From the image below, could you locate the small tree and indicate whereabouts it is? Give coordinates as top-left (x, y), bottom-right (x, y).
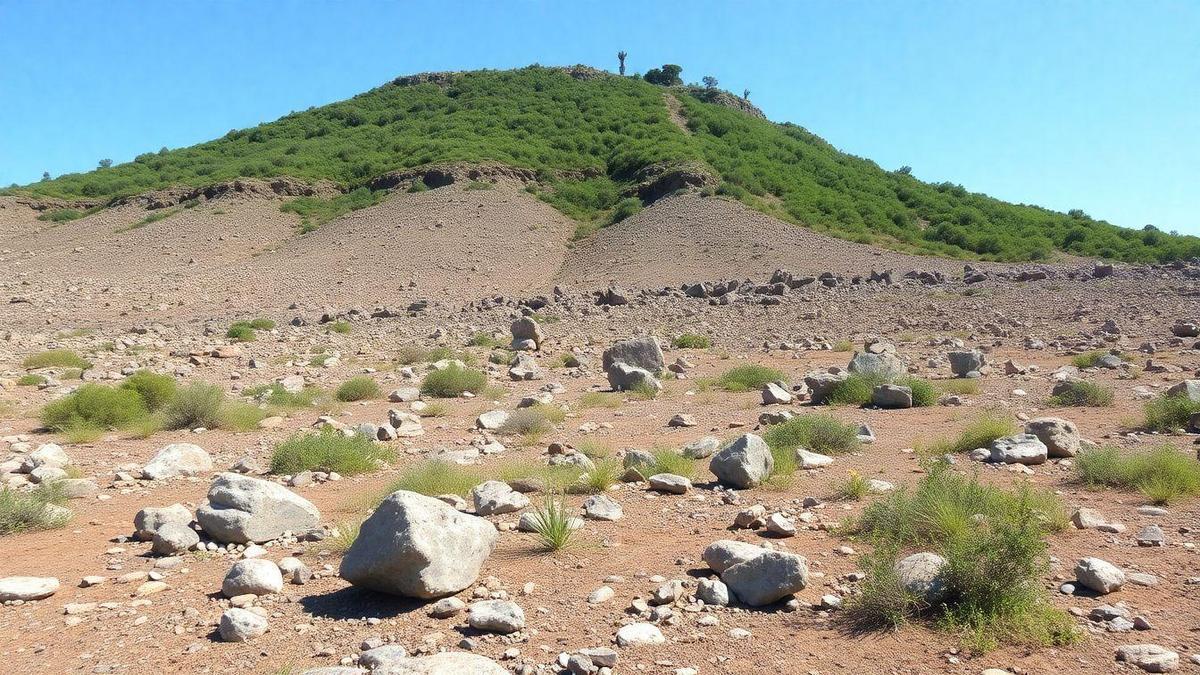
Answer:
top-left (702, 75), bottom-right (719, 89)
top-left (644, 64), bottom-right (683, 86)
top-left (98, 159), bottom-right (113, 168)
top-left (617, 50), bottom-right (628, 76)
top-left (743, 88), bottom-right (751, 99)
top-left (896, 166), bottom-right (913, 175)
top-left (41, 171), bottom-right (50, 181)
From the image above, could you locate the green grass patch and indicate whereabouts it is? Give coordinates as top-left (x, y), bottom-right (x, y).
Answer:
top-left (672, 333), bottom-right (711, 349)
top-left (328, 320), bottom-right (352, 334)
top-left (226, 322), bottom-right (258, 342)
top-left (762, 413), bottom-right (861, 456)
top-left (23, 349), bottom-right (90, 370)
top-left (922, 414), bottom-right (1017, 456)
top-left (119, 370), bottom-right (177, 411)
top-left (270, 431), bottom-right (394, 476)
top-left (834, 470), bottom-right (870, 500)
top-left (468, 332), bottom-right (503, 348)
top-left (527, 496), bottom-right (577, 551)
top-left (1047, 380), bottom-right (1114, 407)
top-left (1076, 445), bottom-right (1200, 504)
top-left (936, 379), bottom-right (980, 396)
top-left (646, 448), bottom-right (697, 479)
top-left (579, 391), bottom-right (622, 409)
top-left (498, 405), bottom-right (565, 437)
top-left (245, 383), bottom-right (323, 409)
top-left (334, 376), bottom-right (380, 402)
top-left (384, 461), bottom-right (481, 498)
top-left (17, 374), bottom-right (47, 387)
top-left (0, 484), bottom-right (70, 536)
top-left (37, 208), bottom-right (84, 223)
top-left (463, 180), bottom-right (493, 191)
top-left (1070, 350), bottom-right (1110, 369)
top-left (844, 463), bottom-right (1074, 652)
top-left (707, 364), bottom-right (785, 392)
top-left (420, 365), bottom-right (487, 398)
top-left (1142, 394), bottom-right (1200, 432)
top-left (282, 187), bottom-right (385, 233)
top-left (831, 340), bottom-right (854, 352)
top-left (41, 384), bottom-right (148, 433)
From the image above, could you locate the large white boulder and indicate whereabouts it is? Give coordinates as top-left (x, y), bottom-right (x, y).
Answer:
top-left (142, 443), bottom-right (212, 480)
top-left (196, 473), bottom-right (320, 543)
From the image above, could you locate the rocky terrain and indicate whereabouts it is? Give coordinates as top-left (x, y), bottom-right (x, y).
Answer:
top-left (1, 180), bottom-right (1200, 675)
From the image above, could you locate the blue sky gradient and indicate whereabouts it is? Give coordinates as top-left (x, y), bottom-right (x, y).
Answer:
top-left (1, 0), bottom-right (1196, 233)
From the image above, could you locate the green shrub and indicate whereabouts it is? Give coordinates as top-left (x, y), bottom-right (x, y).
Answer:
top-left (845, 464), bottom-right (1074, 651)
top-left (161, 382), bottom-right (224, 430)
top-left (468, 332), bottom-right (502, 348)
top-left (270, 431), bottom-right (394, 476)
top-left (420, 365), bottom-right (487, 398)
top-left (384, 461), bottom-right (481, 498)
top-left (672, 333), bottom-right (711, 349)
top-left (576, 438), bottom-right (611, 459)
top-left (937, 379), bottom-right (980, 395)
top-left (0, 484), bottom-right (70, 536)
top-left (1143, 394), bottom-right (1200, 432)
top-left (834, 470), bottom-right (870, 500)
top-left (822, 373), bottom-right (887, 406)
top-left (326, 519), bottom-right (362, 552)
top-left (248, 318), bottom-right (275, 330)
top-left (23, 349), bottom-right (90, 370)
top-left (226, 322), bottom-right (256, 341)
top-left (335, 376), bottom-right (380, 402)
top-left (527, 496), bottom-right (577, 551)
top-left (245, 383), bottom-right (322, 409)
top-left (329, 320), bottom-right (352, 334)
top-left (498, 405), bottom-right (563, 437)
top-left (37, 208), bottom-right (83, 223)
top-left (763, 413), bottom-right (861, 456)
top-left (608, 196), bottom-right (642, 225)
top-left (464, 180), bottom-right (493, 191)
top-left (901, 376), bottom-right (938, 407)
top-left (1047, 380), bottom-right (1114, 407)
top-left (217, 401), bottom-right (268, 431)
top-left (576, 459), bottom-right (620, 494)
top-left (831, 340), bottom-right (854, 352)
top-left (579, 391), bottom-right (621, 409)
top-left (1076, 445), bottom-right (1200, 504)
top-left (647, 448), bottom-right (696, 479)
top-left (119, 370), bottom-right (177, 411)
top-left (17, 374), bottom-right (46, 387)
top-left (710, 364), bottom-right (786, 392)
top-left (282, 187), bottom-right (384, 233)
top-left (416, 401), bottom-right (449, 417)
top-left (1070, 350), bottom-right (1110, 369)
top-left (41, 384), bottom-right (148, 432)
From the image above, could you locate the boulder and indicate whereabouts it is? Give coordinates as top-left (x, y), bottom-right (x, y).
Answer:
top-left (369, 652), bottom-right (507, 674)
top-left (871, 384), bottom-right (913, 409)
top-left (1165, 379), bottom-right (1200, 402)
top-left (797, 449), bottom-right (834, 469)
top-left (470, 480), bottom-right (529, 515)
top-left (1076, 557), bottom-right (1125, 594)
top-left (0, 576), bottom-right (59, 602)
top-left (601, 337), bottom-right (664, 374)
top-left (987, 434), bottom-right (1048, 465)
top-left (196, 473), bottom-right (321, 544)
top-left (1025, 417), bottom-right (1080, 458)
top-left (948, 350), bottom-right (985, 377)
top-left (848, 351), bottom-right (905, 379)
top-left (134, 503), bottom-right (193, 541)
top-left (467, 600), bottom-right (525, 634)
top-left (20, 443), bottom-right (69, 471)
top-left (1115, 644), bottom-right (1180, 673)
top-left (219, 607), bottom-right (269, 642)
top-left (340, 490), bottom-right (498, 599)
top-left (681, 436), bottom-right (720, 459)
top-left (510, 317), bottom-right (543, 350)
top-left (804, 371), bottom-right (849, 404)
top-left (582, 494), bottom-right (623, 521)
top-left (606, 362), bottom-right (661, 393)
top-left (615, 622), bottom-right (665, 647)
top-left (894, 552), bottom-right (947, 602)
top-left (648, 473), bottom-right (691, 494)
top-left (142, 443), bottom-right (212, 480)
top-left (761, 382), bottom-right (792, 405)
top-left (721, 550), bottom-right (808, 606)
top-left (709, 434), bottom-right (774, 489)
top-left (702, 539), bottom-right (766, 574)
top-left (151, 522), bottom-right (199, 555)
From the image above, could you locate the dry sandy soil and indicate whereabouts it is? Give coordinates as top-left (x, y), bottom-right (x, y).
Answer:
top-left (0, 181), bottom-right (1198, 675)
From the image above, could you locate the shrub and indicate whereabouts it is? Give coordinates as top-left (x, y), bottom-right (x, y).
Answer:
top-left (17, 374), bottom-right (46, 386)
top-left (119, 370), bottom-right (177, 411)
top-left (498, 405), bottom-right (563, 437)
top-left (420, 365), bottom-right (487, 398)
top-left (0, 484), bottom-right (70, 536)
top-left (416, 401), bottom-right (449, 417)
top-left (1070, 350), bottom-right (1110, 369)
top-left (326, 519), bottom-right (362, 553)
top-left (845, 464), bottom-right (1074, 651)
top-left (763, 413), bottom-right (861, 456)
top-left (217, 401), bottom-right (268, 431)
top-left (834, 470), bottom-right (870, 500)
top-left (249, 318), bottom-right (275, 330)
top-left (468, 332), bottom-right (502, 348)
top-left (384, 461), bottom-right (480, 498)
top-left (226, 322), bottom-right (257, 342)
top-left (41, 384), bottom-right (148, 432)
top-left (498, 460), bottom-right (586, 493)
top-left (1076, 445), bottom-right (1200, 504)
top-left (335, 376), bottom-right (380, 402)
top-left (527, 496), bottom-right (577, 551)
top-left (831, 340), bottom-right (854, 352)
top-left (1047, 380), bottom-right (1114, 407)
top-left (672, 333), bottom-right (712, 349)
top-left (464, 180), bottom-right (493, 191)
top-left (823, 373), bottom-right (886, 406)
top-left (711, 364), bottom-right (786, 392)
top-left (1143, 394), bottom-right (1200, 432)
top-left (576, 459), bottom-right (620, 494)
top-left (576, 439), bottom-right (611, 459)
top-left (902, 376), bottom-right (939, 407)
top-left (245, 383), bottom-right (322, 409)
top-left (329, 320), bottom-right (352, 334)
top-left (270, 431), bottom-right (394, 476)
top-left (23, 349), bottom-right (90, 370)
top-left (161, 382), bottom-right (224, 430)
top-left (37, 208), bottom-right (83, 223)
top-left (608, 196), bottom-right (642, 224)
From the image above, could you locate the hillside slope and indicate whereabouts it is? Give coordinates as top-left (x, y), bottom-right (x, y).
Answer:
top-left (8, 65), bottom-right (1197, 263)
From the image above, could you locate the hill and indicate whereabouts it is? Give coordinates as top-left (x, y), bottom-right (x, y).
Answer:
top-left (7, 64), bottom-right (1198, 263)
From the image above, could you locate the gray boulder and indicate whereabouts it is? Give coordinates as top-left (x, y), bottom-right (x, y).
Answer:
top-left (761, 382), bottom-right (792, 405)
top-left (601, 336), bottom-right (664, 374)
top-left (133, 503), bottom-right (193, 541)
top-left (804, 371), bottom-right (849, 404)
top-left (142, 443), bottom-right (212, 480)
top-left (702, 540), bottom-right (766, 574)
top-left (894, 552), bottom-right (947, 602)
top-left (1076, 557), bottom-right (1125, 594)
top-left (470, 480), bottom-right (529, 515)
top-left (0, 576), bottom-right (59, 602)
top-left (219, 608), bottom-right (268, 642)
top-left (370, 653), bottom-right (507, 674)
top-left (510, 317), bottom-right (543, 351)
top-left (1025, 417), bottom-right (1080, 458)
top-left (340, 490), bottom-right (498, 599)
top-left (721, 550), bottom-right (808, 606)
top-left (196, 473), bottom-right (321, 544)
top-left (606, 362), bottom-right (661, 393)
top-left (467, 600), bottom-right (525, 634)
top-left (151, 522), bottom-right (199, 555)
top-left (709, 434), bottom-right (774, 489)
top-left (682, 436), bottom-right (720, 459)
top-left (872, 384), bottom-right (913, 409)
top-left (848, 351), bottom-right (905, 379)
top-left (948, 350), bottom-right (985, 377)
top-left (988, 434), bottom-right (1048, 465)
top-left (222, 559), bottom-right (284, 597)
top-left (1165, 379), bottom-right (1200, 402)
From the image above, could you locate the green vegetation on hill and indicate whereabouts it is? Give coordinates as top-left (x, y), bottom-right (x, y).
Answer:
top-left (9, 66), bottom-right (1197, 262)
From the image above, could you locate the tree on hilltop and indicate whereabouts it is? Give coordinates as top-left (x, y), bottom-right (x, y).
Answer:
top-left (643, 64), bottom-right (683, 86)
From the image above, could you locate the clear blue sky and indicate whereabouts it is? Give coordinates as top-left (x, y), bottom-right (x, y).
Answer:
top-left (1, 0), bottom-right (1197, 234)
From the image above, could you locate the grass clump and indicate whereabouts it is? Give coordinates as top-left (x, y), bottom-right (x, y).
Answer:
top-left (498, 405), bottom-right (565, 437)
top-left (844, 464), bottom-right (1074, 651)
top-left (832, 340), bottom-right (854, 352)
top-left (468, 332), bottom-right (503, 348)
top-left (936, 379), bottom-right (980, 396)
top-left (226, 322), bottom-right (258, 342)
top-left (762, 413), bottom-right (861, 456)
top-left (329, 320), bottom-right (352, 334)
top-left (41, 384), bottom-right (147, 433)
top-left (325, 519), bottom-right (362, 553)
top-left (384, 461), bottom-right (481, 498)
top-left (1047, 380), bottom-right (1114, 407)
top-left (282, 187), bottom-right (385, 233)
top-left (709, 364), bottom-right (786, 392)
top-left (17, 374), bottom-right (47, 387)
top-left (1070, 350), bottom-right (1110, 369)
top-left (822, 372), bottom-right (886, 406)
top-left (1076, 445), bottom-right (1200, 504)
top-left (923, 414), bottom-right (1017, 456)
top-left (416, 401), bottom-right (449, 417)
top-left (579, 391), bottom-right (621, 409)
top-left (37, 208), bottom-right (84, 222)
top-left (834, 470), bottom-right (871, 500)
top-left (672, 333), bottom-right (711, 349)
top-left (23, 349), bottom-right (90, 370)
top-left (1142, 394), bottom-right (1200, 432)
top-left (576, 459), bottom-right (620, 494)
top-left (270, 431), bottom-right (394, 476)
top-left (903, 376), bottom-right (939, 407)
top-left (161, 382), bottom-right (224, 430)
top-left (527, 496), bottom-right (577, 551)
top-left (334, 376), bottom-right (380, 402)
top-left (245, 383), bottom-right (322, 409)
top-left (420, 365), bottom-right (487, 398)
top-left (119, 370), bottom-right (177, 410)
top-left (647, 448), bottom-right (697, 479)
top-left (0, 484), bottom-right (70, 536)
